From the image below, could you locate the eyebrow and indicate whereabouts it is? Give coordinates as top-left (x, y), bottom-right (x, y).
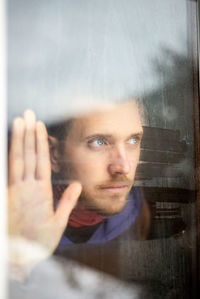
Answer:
top-left (83, 131), bottom-right (143, 141)
top-left (129, 132), bottom-right (143, 138)
top-left (84, 134), bottom-right (113, 141)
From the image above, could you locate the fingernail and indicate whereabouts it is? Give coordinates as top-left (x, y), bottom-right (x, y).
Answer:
top-left (24, 110), bottom-right (36, 129)
top-left (13, 117), bottom-right (24, 133)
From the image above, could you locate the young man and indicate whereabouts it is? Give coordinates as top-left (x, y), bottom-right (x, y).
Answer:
top-left (8, 100), bottom-right (150, 279)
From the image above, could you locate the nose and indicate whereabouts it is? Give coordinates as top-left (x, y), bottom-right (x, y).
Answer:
top-left (108, 146), bottom-right (131, 176)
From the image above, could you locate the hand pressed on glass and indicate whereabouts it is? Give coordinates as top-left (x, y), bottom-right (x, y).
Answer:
top-left (8, 110), bottom-right (82, 279)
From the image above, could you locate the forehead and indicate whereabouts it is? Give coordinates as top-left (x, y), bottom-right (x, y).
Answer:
top-left (68, 102), bottom-right (143, 139)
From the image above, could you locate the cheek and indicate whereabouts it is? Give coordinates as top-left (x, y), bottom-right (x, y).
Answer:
top-left (81, 158), bottom-right (106, 177)
top-left (128, 148), bottom-right (140, 162)
top-left (129, 149), bottom-right (140, 172)
top-left (135, 150), bottom-right (141, 164)
top-left (65, 150), bottom-right (107, 182)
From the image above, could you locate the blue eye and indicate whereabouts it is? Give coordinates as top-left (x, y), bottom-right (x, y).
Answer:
top-left (88, 138), bottom-right (105, 148)
top-left (93, 139), bottom-right (104, 146)
top-left (128, 137), bottom-right (138, 145)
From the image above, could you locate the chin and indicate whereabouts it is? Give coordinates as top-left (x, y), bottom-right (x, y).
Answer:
top-left (84, 194), bottom-right (128, 216)
top-left (100, 206), bottom-right (126, 216)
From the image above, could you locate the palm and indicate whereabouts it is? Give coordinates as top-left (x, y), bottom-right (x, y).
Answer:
top-left (8, 110), bottom-right (81, 256)
top-left (8, 180), bottom-right (53, 238)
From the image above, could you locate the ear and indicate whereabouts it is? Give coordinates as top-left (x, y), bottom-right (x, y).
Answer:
top-left (48, 136), bottom-right (61, 173)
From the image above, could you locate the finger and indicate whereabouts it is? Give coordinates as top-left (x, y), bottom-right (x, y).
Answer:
top-left (54, 182), bottom-right (82, 230)
top-left (23, 110), bottom-right (36, 179)
top-left (35, 121), bottom-right (51, 180)
top-left (9, 118), bottom-right (25, 184)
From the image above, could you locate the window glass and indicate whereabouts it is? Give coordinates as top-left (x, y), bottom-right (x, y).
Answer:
top-left (7, 1), bottom-right (199, 298)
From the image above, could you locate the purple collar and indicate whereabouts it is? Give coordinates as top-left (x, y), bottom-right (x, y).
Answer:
top-left (58, 187), bottom-right (141, 247)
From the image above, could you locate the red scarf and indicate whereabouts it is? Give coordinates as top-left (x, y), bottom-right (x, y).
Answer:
top-left (68, 205), bottom-right (105, 228)
top-left (54, 184), bottom-right (105, 228)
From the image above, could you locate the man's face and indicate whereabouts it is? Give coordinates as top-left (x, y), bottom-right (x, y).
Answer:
top-left (59, 102), bottom-right (143, 215)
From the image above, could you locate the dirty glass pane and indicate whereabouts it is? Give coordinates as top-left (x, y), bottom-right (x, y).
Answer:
top-left (7, 1), bottom-right (199, 298)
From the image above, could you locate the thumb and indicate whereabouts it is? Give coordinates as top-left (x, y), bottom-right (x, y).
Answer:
top-left (54, 181), bottom-right (82, 231)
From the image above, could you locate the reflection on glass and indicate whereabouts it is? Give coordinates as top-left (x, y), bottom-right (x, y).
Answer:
top-left (7, 0), bottom-right (198, 298)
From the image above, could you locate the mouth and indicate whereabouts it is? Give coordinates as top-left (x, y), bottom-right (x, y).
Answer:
top-left (100, 184), bottom-right (131, 193)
